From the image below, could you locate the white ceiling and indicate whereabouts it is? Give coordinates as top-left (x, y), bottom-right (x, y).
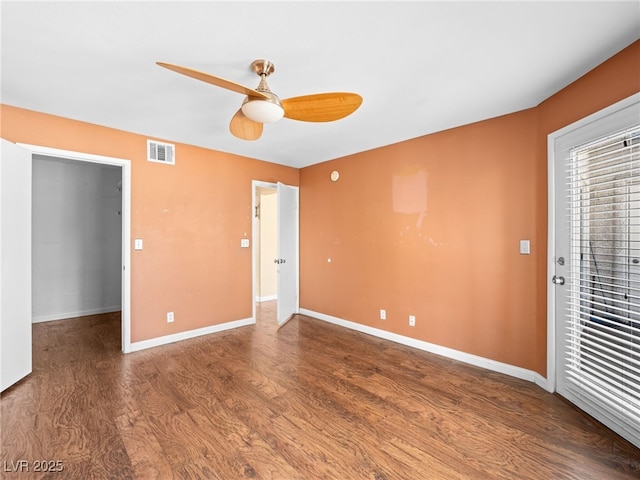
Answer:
top-left (1, 1), bottom-right (638, 168)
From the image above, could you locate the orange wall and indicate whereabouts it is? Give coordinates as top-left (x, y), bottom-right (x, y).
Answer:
top-left (300, 109), bottom-right (540, 370)
top-left (300, 40), bottom-right (640, 376)
top-left (0, 106), bottom-right (299, 342)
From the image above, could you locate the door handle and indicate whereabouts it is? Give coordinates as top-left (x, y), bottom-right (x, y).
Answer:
top-left (552, 275), bottom-right (565, 285)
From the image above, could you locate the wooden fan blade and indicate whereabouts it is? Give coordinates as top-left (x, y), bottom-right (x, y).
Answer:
top-left (281, 92), bottom-right (362, 122)
top-left (157, 62), bottom-right (269, 99)
top-left (229, 109), bottom-right (263, 141)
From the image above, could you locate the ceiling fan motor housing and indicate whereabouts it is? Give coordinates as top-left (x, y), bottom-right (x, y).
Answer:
top-left (242, 59), bottom-right (284, 123)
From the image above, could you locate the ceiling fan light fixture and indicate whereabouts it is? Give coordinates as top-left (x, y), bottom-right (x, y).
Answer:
top-left (241, 96), bottom-right (285, 123)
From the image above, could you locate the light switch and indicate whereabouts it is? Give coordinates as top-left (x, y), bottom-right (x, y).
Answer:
top-left (134, 239), bottom-right (143, 250)
top-left (519, 239), bottom-right (530, 255)
top-left (241, 238), bottom-right (250, 248)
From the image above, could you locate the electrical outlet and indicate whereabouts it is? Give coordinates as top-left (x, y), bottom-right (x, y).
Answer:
top-left (380, 309), bottom-right (386, 320)
top-left (167, 311), bottom-right (174, 323)
top-left (409, 315), bottom-right (416, 327)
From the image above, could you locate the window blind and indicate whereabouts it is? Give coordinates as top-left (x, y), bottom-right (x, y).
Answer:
top-left (565, 124), bottom-right (640, 442)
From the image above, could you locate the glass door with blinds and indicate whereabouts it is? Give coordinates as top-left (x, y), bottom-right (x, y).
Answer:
top-left (552, 96), bottom-right (640, 448)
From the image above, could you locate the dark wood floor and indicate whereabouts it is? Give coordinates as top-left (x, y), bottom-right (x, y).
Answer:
top-left (1, 302), bottom-right (639, 479)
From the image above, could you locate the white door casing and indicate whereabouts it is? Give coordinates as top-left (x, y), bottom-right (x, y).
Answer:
top-left (17, 143), bottom-right (132, 353)
top-left (549, 93), bottom-right (640, 447)
top-left (1, 139), bottom-right (32, 391)
top-left (276, 182), bottom-right (299, 326)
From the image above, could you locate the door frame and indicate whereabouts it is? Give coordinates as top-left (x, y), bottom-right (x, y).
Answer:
top-left (251, 180), bottom-right (300, 324)
top-left (18, 143), bottom-right (132, 353)
top-left (252, 180), bottom-right (277, 322)
top-left (546, 92), bottom-right (640, 393)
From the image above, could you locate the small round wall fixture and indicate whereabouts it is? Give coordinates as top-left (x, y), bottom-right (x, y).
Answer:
top-left (330, 170), bottom-right (340, 182)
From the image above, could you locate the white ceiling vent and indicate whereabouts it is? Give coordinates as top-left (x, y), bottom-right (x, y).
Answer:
top-left (147, 139), bottom-right (175, 165)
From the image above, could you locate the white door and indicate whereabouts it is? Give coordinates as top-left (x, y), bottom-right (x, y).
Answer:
top-left (551, 95), bottom-right (640, 448)
top-left (1, 139), bottom-right (32, 392)
top-left (276, 182), bottom-right (299, 326)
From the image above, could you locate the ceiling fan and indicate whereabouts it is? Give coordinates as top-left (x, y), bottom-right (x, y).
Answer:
top-left (156, 59), bottom-right (363, 141)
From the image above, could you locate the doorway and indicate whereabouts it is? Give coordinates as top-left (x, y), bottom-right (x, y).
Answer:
top-left (548, 93), bottom-right (640, 448)
top-left (32, 156), bottom-right (122, 326)
top-left (22, 144), bottom-right (132, 352)
top-left (254, 185), bottom-right (278, 303)
top-left (251, 181), bottom-right (299, 326)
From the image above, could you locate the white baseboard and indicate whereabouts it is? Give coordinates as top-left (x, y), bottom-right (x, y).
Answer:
top-left (534, 372), bottom-right (554, 392)
top-left (300, 308), bottom-right (546, 386)
top-left (129, 317), bottom-right (255, 353)
top-left (256, 295), bottom-right (277, 302)
top-left (32, 306), bottom-right (121, 323)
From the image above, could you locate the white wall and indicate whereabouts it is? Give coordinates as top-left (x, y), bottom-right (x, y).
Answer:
top-left (32, 156), bottom-right (122, 322)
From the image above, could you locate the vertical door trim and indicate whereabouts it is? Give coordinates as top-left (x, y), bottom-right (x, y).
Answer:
top-left (17, 143), bottom-right (132, 353)
top-left (546, 132), bottom-right (558, 393)
top-left (546, 92), bottom-right (640, 393)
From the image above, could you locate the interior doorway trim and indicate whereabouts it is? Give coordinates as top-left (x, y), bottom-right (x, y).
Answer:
top-left (18, 143), bottom-right (132, 353)
top-left (252, 180), bottom-right (277, 323)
